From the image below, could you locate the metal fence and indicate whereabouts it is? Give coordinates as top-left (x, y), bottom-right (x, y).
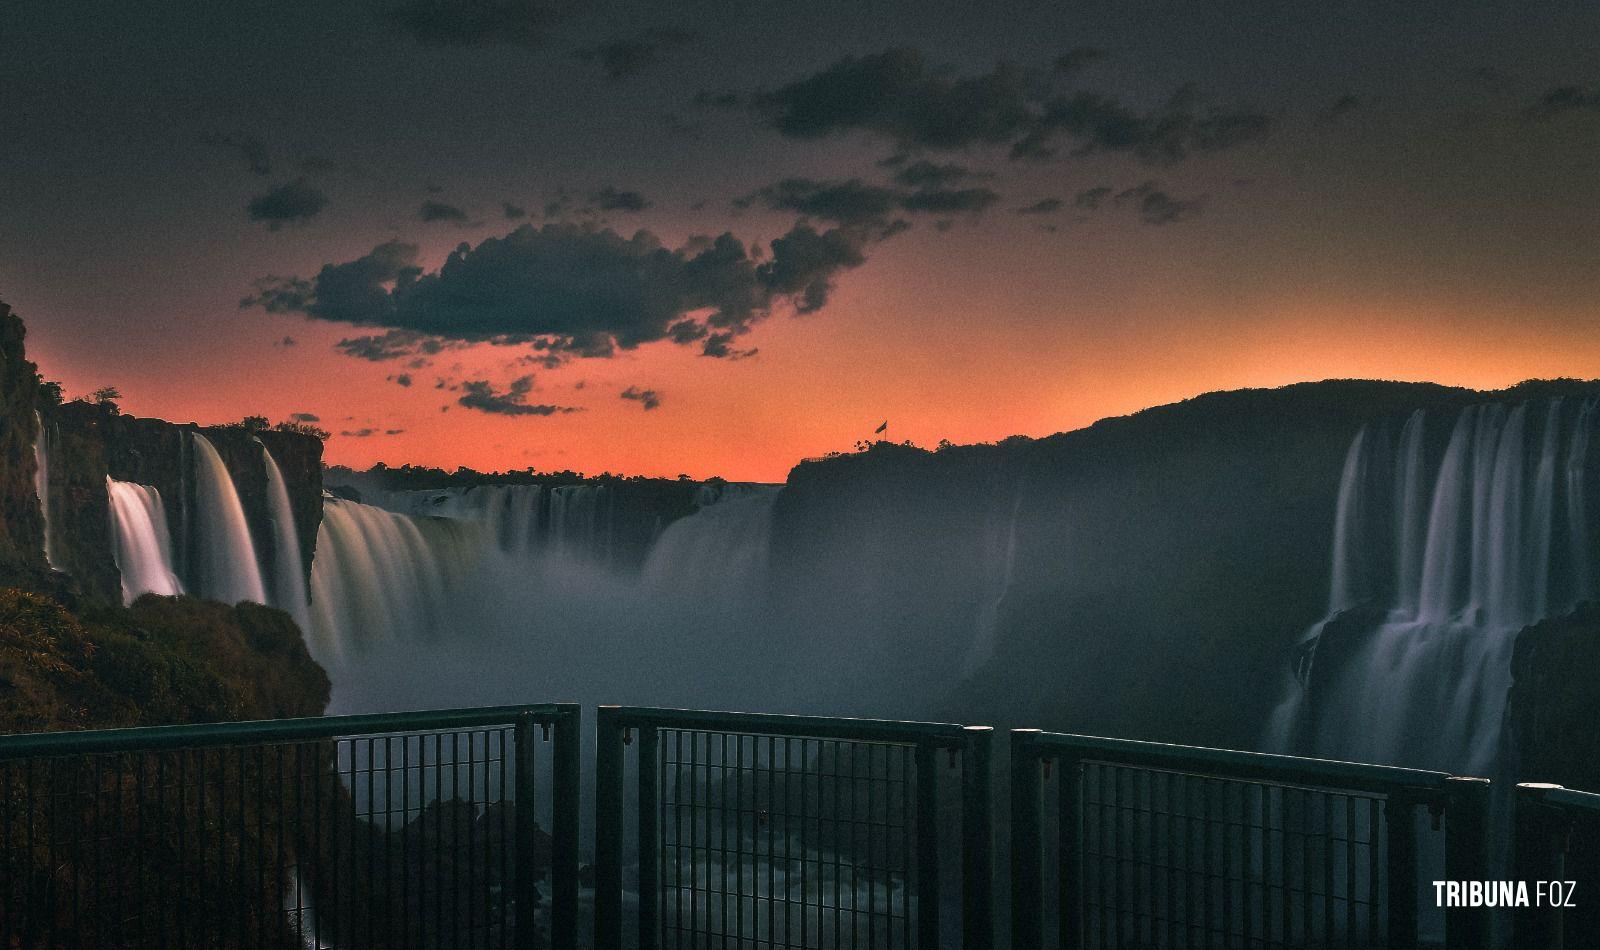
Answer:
top-left (1010, 731), bottom-right (1494, 950)
top-left (593, 707), bottom-right (996, 950)
top-left (1512, 782), bottom-right (1600, 949)
top-left (0, 704), bottom-right (581, 950)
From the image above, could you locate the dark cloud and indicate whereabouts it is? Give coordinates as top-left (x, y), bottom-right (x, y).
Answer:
top-left (330, 329), bottom-right (453, 362)
top-left (275, 336), bottom-right (297, 347)
top-left (1053, 47), bottom-right (1108, 76)
top-left (1115, 181), bottom-right (1201, 224)
top-left (1016, 198), bottom-right (1063, 215)
top-left (574, 29), bottom-right (693, 80)
top-left (590, 186), bottom-right (651, 212)
top-left (289, 412), bottom-right (320, 422)
top-left (898, 187), bottom-right (998, 214)
top-left (1012, 86), bottom-right (1272, 162)
top-left (1319, 94), bottom-right (1364, 122)
top-left (503, 202), bottom-right (528, 219)
top-left (1074, 185), bottom-right (1112, 209)
top-left (742, 177), bottom-right (997, 226)
top-left (694, 90), bottom-right (741, 109)
top-left (1526, 84), bottom-right (1600, 119)
top-left (246, 179), bottom-right (328, 228)
top-left (620, 386), bottom-right (661, 410)
top-left (755, 48), bottom-right (1034, 150)
top-left (891, 160), bottom-right (982, 189)
top-left (383, 0), bottom-right (572, 48)
top-left (419, 200), bottom-right (470, 223)
top-left (458, 376), bottom-right (579, 416)
top-left (390, 373), bottom-right (414, 387)
top-left (209, 133), bottom-right (272, 175)
top-left (244, 221), bottom-right (871, 360)
top-left (755, 48), bottom-right (1270, 164)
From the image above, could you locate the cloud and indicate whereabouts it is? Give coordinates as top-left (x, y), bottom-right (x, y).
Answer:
top-left (503, 202), bottom-right (527, 219)
top-left (389, 373), bottom-right (414, 387)
top-left (275, 336), bottom-right (297, 347)
top-left (695, 90), bottom-right (741, 109)
top-left (590, 186), bottom-right (651, 212)
top-left (891, 160), bottom-right (982, 189)
top-left (1074, 185), bottom-right (1112, 209)
top-left (289, 412), bottom-right (320, 422)
top-left (574, 29), bottom-right (693, 80)
top-left (1526, 84), bottom-right (1600, 119)
top-left (419, 200), bottom-right (469, 223)
top-left (243, 221), bottom-right (872, 360)
top-left (753, 48), bottom-right (1270, 163)
top-left (742, 177), bottom-right (997, 226)
top-left (382, 0), bottom-right (572, 48)
top-left (1318, 93), bottom-right (1364, 122)
top-left (458, 376), bottom-right (580, 416)
top-left (247, 179), bottom-right (328, 228)
top-left (210, 133), bottom-right (272, 175)
top-left (620, 385), bottom-right (661, 410)
top-left (1016, 198), bottom-right (1063, 215)
top-left (755, 48), bottom-right (1034, 150)
top-left (1054, 47), bottom-right (1108, 77)
top-left (1114, 181), bottom-right (1201, 224)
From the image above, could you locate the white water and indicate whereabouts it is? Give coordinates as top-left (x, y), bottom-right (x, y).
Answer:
top-left (33, 410), bottom-right (56, 568)
top-left (1268, 398), bottom-right (1596, 774)
top-left (190, 432), bottom-right (268, 605)
top-left (106, 478), bottom-right (184, 602)
top-left (261, 441), bottom-right (311, 631)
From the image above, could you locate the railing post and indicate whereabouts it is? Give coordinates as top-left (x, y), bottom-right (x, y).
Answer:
top-left (1386, 794), bottom-right (1420, 948)
top-left (513, 712), bottom-right (540, 950)
top-left (595, 705), bottom-right (625, 950)
top-left (551, 706), bottom-right (581, 949)
top-left (916, 740), bottom-right (941, 950)
top-left (962, 726), bottom-right (995, 949)
top-left (1010, 730), bottom-right (1044, 950)
top-left (1443, 776), bottom-right (1491, 950)
top-left (1513, 783), bottom-right (1568, 950)
top-left (638, 724), bottom-right (660, 950)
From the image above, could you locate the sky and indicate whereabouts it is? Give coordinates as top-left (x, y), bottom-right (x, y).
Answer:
top-left (2, 0), bottom-right (1599, 481)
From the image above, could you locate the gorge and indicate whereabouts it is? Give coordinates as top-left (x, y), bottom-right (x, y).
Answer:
top-left (4, 298), bottom-right (1600, 785)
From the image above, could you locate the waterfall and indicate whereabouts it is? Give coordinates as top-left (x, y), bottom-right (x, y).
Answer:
top-left (106, 478), bottom-right (184, 603)
top-left (308, 498), bottom-right (485, 661)
top-left (261, 441), bottom-right (311, 631)
top-left (1270, 397), bottom-right (1596, 774)
top-left (33, 410), bottom-right (56, 568)
top-left (961, 477), bottom-right (1025, 676)
top-left (190, 432), bottom-right (268, 605)
top-left (641, 487), bottom-right (778, 607)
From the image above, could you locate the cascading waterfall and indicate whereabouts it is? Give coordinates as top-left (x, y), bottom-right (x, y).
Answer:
top-left (261, 441), bottom-right (311, 631)
top-left (106, 478), bottom-right (184, 602)
top-left (641, 486), bottom-right (778, 607)
top-left (1269, 397), bottom-right (1597, 774)
top-left (33, 410), bottom-right (56, 568)
top-left (308, 497), bottom-right (485, 661)
top-left (961, 477), bottom-right (1025, 676)
top-left (190, 432), bottom-right (268, 605)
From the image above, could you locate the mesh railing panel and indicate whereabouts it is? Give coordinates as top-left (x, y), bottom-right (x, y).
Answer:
top-left (0, 723), bottom-right (556, 950)
top-left (654, 729), bottom-right (917, 950)
top-left (1070, 762), bottom-right (1388, 950)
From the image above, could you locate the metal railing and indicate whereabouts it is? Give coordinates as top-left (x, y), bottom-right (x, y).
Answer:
top-left (1512, 782), bottom-right (1600, 949)
top-left (593, 706), bottom-right (996, 950)
top-left (1010, 730), bottom-right (1493, 950)
top-left (0, 703), bottom-right (581, 950)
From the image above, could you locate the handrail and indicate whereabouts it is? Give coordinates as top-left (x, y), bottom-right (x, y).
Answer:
top-left (0, 702), bottom-right (576, 759)
top-left (602, 704), bottom-right (973, 745)
top-left (1014, 728), bottom-right (1457, 798)
top-left (594, 705), bottom-right (994, 950)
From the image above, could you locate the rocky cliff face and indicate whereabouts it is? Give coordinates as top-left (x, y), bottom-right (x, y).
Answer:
top-left (0, 301), bottom-right (323, 607)
top-left (0, 303), bottom-right (50, 595)
top-left (769, 379), bottom-right (1599, 749)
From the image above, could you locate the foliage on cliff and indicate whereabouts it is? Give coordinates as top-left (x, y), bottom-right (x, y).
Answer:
top-left (0, 589), bottom-right (329, 733)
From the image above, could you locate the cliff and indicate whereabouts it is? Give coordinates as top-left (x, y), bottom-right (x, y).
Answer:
top-left (0, 303), bottom-right (51, 596)
top-left (770, 378), bottom-right (1600, 748)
